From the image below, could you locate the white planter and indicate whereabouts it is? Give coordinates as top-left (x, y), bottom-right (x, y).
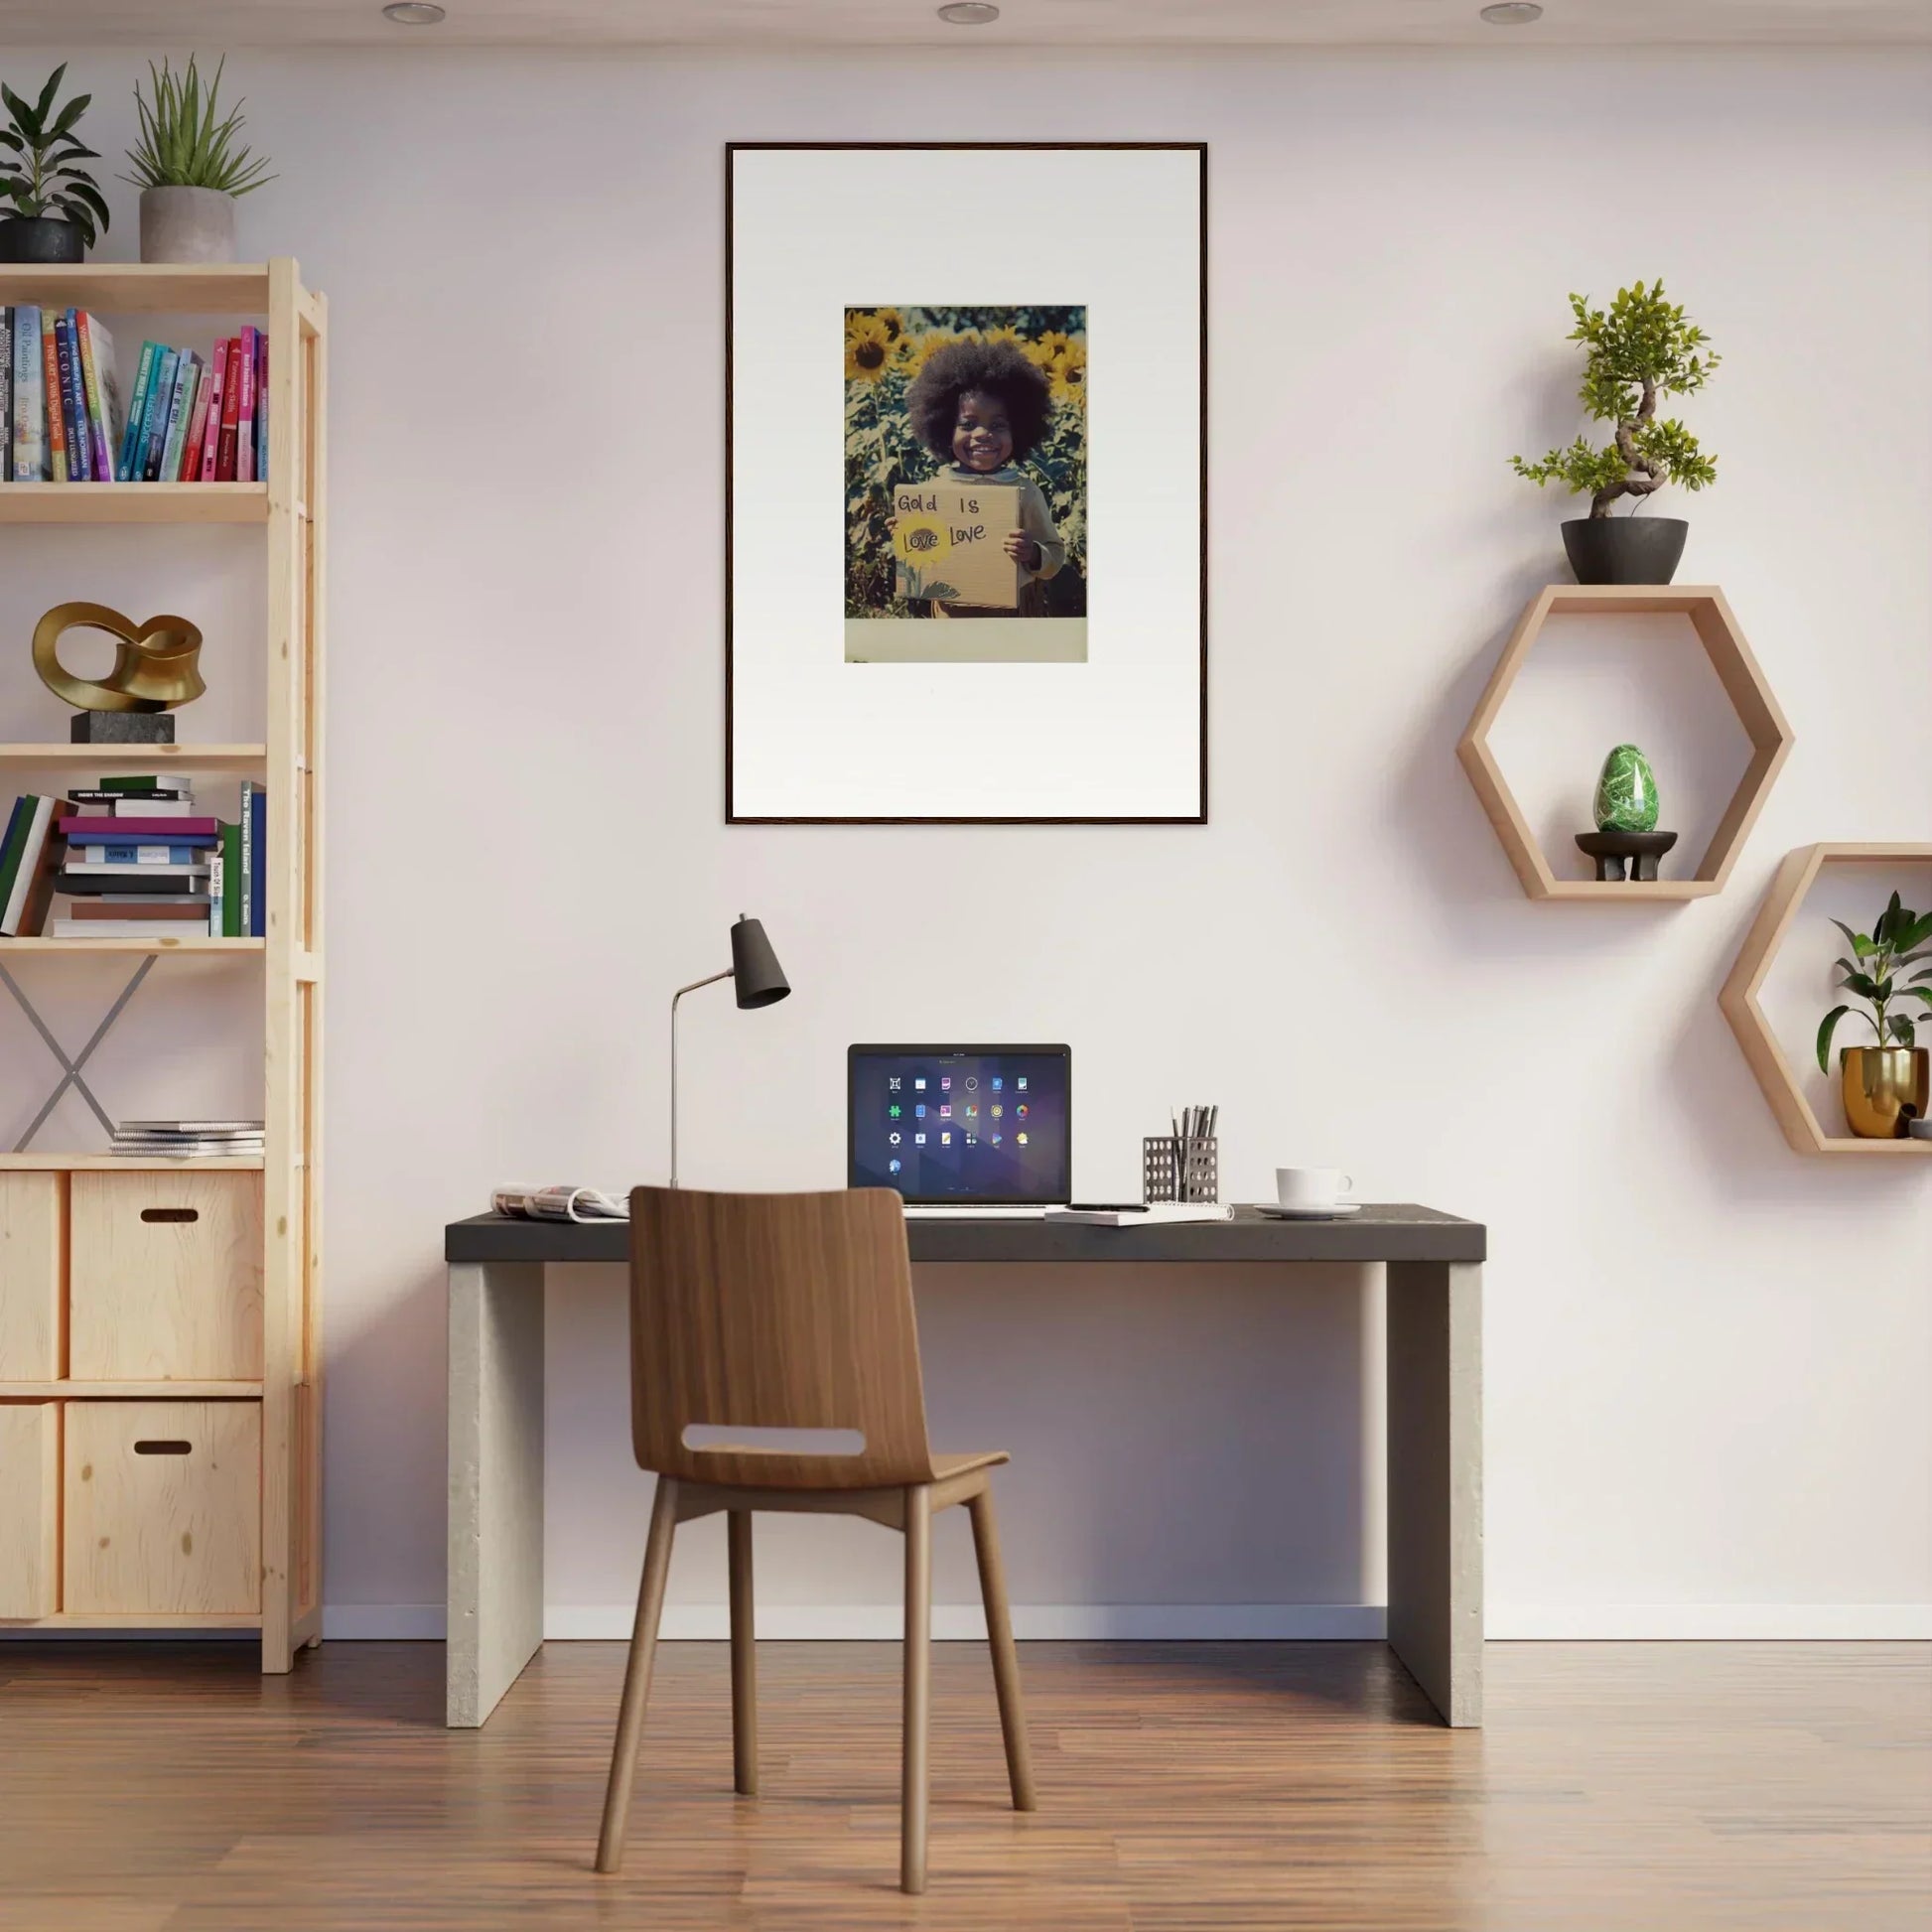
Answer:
top-left (139, 187), bottom-right (237, 265)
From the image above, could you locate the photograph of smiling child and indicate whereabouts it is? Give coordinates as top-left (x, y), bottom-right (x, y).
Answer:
top-left (844, 306), bottom-right (1087, 664)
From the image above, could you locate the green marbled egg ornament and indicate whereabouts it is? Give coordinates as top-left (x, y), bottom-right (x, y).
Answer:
top-left (1593, 744), bottom-right (1660, 833)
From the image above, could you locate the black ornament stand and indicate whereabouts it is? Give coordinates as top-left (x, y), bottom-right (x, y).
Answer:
top-left (70, 711), bottom-right (176, 744)
top-left (1575, 829), bottom-right (1679, 883)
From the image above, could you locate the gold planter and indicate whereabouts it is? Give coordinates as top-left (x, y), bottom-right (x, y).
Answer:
top-left (1840, 1046), bottom-right (1930, 1139)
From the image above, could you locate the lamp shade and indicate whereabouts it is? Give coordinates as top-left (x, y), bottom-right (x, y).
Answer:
top-left (729, 915), bottom-right (790, 1009)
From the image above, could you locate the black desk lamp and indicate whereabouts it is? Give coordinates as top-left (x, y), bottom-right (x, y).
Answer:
top-left (668, 915), bottom-right (789, 1187)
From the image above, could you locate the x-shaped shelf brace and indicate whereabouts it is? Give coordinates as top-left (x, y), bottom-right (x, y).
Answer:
top-left (0, 955), bottom-right (157, 1152)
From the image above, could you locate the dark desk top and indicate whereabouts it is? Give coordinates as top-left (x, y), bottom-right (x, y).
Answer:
top-left (446, 1203), bottom-right (1483, 1267)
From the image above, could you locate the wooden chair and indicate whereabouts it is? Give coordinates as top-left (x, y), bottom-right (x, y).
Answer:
top-left (594, 1185), bottom-right (1036, 1894)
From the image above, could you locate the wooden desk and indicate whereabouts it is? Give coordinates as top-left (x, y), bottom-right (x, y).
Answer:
top-left (444, 1204), bottom-right (1484, 1729)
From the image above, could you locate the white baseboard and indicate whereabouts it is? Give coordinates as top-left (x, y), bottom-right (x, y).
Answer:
top-left (23, 1601), bottom-right (1928, 1643)
top-left (315, 1603), bottom-right (1386, 1642)
top-left (577, 1603), bottom-right (1388, 1641)
top-left (1490, 1603), bottom-right (1932, 1640)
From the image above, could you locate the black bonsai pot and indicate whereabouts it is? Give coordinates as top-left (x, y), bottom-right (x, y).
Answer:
top-left (0, 215), bottom-right (86, 264)
top-left (1561, 516), bottom-right (1688, 586)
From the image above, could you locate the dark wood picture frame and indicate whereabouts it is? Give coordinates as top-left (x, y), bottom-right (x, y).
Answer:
top-left (725, 141), bottom-right (1208, 826)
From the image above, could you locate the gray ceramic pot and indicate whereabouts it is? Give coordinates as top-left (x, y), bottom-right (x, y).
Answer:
top-left (1561, 516), bottom-right (1689, 586)
top-left (139, 186), bottom-right (237, 264)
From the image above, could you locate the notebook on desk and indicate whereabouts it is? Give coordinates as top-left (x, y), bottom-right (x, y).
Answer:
top-left (849, 1043), bottom-right (1071, 1216)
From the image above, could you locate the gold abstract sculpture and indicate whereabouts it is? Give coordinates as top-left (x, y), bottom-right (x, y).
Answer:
top-left (33, 602), bottom-right (206, 714)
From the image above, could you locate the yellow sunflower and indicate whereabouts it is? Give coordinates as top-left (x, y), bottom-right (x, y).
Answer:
top-left (1047, 338), bottom-right (1088, 409)
top-left (897, 330), bottom-right (957, 377)
top-left (1027, 330), bottom-right (1073, 369)
top-left (974, 323), bottom-right (1024, 347)
top-left (845, 314), bottom-right (895, 384)
top-left (872, 306), bottom-right (907, 343)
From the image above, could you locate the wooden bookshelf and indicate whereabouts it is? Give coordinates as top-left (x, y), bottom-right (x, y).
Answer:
top-left (0, 261), bottom-right (326, 1672)
top-left (0, 483), bottom-right (268, 524)
top-left (0, 262), bottom-right (272, 313)
top-left (1720, 844), bottom-right (1932, 1159)
top-left (1457, 585), bottom-right (1795, 901)
top-left (0, 744), bottom-right (268, 766)
top-left (0, 1153), bottom-right (266, 1171)
top-left (0, 1380), bottom-right (264, 1399)
top-left (0, 936), bottom-right (265, 953)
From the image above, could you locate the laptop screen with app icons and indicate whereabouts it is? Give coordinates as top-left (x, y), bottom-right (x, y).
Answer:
top-left (848, 1044), bottom-right (1070, 1204)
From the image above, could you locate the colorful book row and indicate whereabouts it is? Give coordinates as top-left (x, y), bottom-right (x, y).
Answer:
top-left (2, 308), bottom-right (267, 484)
top-left (0, 779), bottom-right (265, 938)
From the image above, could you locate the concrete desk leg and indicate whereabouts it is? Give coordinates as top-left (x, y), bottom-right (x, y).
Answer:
top-left (1386, 1260), bottom-right (1483, 1726)
top-left (448, 1261), bottom-right (546, 1727)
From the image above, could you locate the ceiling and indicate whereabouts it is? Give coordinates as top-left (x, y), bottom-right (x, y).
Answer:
top-left (0, 0), bottom-right (1926, 47)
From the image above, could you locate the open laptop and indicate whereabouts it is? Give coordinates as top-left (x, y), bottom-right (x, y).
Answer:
top-left (848, 1044), bottom-right (1071, 1216)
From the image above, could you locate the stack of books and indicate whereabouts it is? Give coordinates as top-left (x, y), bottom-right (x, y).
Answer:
top-left (2, 308), bottom-right (267, 484)
top-left (111, 1119), bottom-right (265, 1160)
top-left (0, 775), bottom-right (266, 938)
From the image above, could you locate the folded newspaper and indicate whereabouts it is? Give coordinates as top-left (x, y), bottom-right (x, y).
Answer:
top-left (491, 1184), bottom-right (629, 1224)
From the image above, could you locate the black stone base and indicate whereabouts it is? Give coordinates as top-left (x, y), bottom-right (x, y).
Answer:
top-left (1576, 829), bottom-right (1680, 883)
top-left (70, 712), bottom-right (175, 744)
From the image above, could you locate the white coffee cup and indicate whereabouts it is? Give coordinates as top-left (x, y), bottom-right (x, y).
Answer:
top-left (1276, 1167), bottom-right (1353, 1211)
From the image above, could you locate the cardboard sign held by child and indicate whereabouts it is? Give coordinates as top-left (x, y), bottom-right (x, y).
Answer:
top-left (893, 482), bottom-right (1023, 610)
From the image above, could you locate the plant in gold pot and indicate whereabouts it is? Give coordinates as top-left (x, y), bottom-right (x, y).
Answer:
top-left (1816, 893), bottom-right (1932, 1139)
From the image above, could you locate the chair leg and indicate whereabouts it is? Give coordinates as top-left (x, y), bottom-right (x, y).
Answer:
top-left (594, 1475), bottom-right (680, 1874)
top-left (728, 1508), bottom-right (758, 1796)
top-left (900, 1483), bottom-right (933, 1895)
top-left (967, 1484), bottom-right (1037, 1812)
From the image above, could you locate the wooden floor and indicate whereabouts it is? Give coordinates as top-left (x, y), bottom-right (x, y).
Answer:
top-left (0, 1640), bottom-right (1926, 1930)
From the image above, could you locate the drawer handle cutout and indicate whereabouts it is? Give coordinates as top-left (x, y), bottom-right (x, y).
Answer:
top-left (133, 1440), bottom-right (193, 1455)
top-left (140, 1207), bottom-right (200, 1224)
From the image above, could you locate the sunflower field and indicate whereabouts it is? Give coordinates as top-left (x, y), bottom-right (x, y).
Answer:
top-left (844, 305), bottom-right (1088, 619)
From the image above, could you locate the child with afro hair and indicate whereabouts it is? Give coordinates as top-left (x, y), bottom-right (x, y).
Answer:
top-left (899, 337), bottom-right (1066, 619)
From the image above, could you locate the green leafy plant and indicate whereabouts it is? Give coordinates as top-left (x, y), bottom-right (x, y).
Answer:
top-left (1816, 893), bottom-right (1932, 1071)
top-left (1512, 281), bottom-right (1719, 518)
top-left (122, 56), bottom-right (274, 198)
top-left (0, 65), bottom-right (110, 245)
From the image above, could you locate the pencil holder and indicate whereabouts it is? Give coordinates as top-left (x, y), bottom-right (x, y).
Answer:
top-left (1143, 1135), bottom-right (1218, 1205)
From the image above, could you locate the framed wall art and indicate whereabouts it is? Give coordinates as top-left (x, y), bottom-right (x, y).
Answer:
top-left (726, 142), bottom-right (1207, 824)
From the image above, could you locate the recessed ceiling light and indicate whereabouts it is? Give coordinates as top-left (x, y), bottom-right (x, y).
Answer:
top-left (382, 2), bottom-right (447, 23)
top-left (1479, 1), bottom-right (1544, 21)
top-left (938, 2), bottom-right (1001, 23)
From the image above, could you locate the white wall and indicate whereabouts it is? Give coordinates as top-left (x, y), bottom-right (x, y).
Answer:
top-left (3, 44), bottom-right (1927, 1640)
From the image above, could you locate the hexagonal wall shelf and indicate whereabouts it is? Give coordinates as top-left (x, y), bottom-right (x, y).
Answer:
top-left (1720, 842), bottom-right (1932, 1159)
top-left (1457, 585), bottom-right (1795, 900)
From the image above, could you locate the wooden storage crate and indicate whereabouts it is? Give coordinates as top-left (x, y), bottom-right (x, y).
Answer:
top-left (0, 1173), bottom-right (64, 1380)
top-left (64, 1401), bottom-right (261, 1615)
top-left (68, 1172), bottom-right (263, 1382)
top-left (0, 1403), bottom-right (59, 1617)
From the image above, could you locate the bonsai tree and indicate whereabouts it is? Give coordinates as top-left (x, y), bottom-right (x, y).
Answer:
top-left (1512, 281), bottom-right (1718, 518)
top-left (0, 65), bottom-right (109, 247)
top-left (1817, 893), bottom-right (1932, 1071)
top-left (122, 57), bottom-right (275, 200)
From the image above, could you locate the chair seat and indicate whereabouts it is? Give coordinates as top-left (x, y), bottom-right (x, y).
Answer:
top-left (931, 1449), bottom-right (1009, 1481)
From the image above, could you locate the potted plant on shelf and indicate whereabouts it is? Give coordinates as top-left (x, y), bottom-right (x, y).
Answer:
top-left (1816, 893), bottom-right (1932, 1139)
top-left (123, 56), bottom-right (273, 265)
top-left (1511, 281), bottom-right (1719, 586)
top-left (0, 66), bottom-right (109, 264)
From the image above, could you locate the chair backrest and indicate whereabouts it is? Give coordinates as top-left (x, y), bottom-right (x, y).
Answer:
top-left (626, 1185), bottom-right (938, 1490)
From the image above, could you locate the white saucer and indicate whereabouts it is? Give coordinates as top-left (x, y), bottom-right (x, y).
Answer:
top-left (1252, 1201), bottom-right (1362, 1219)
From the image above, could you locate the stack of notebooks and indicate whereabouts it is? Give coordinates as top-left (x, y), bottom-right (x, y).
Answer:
top-left (112, 1119), bottom-right (265, 1160)
top-left (0, 775), bottom-right (266, 938)
top-left (2, 307), bottom-right (267, 484)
